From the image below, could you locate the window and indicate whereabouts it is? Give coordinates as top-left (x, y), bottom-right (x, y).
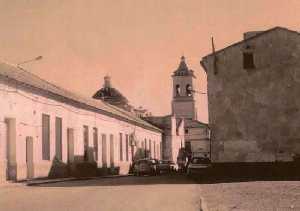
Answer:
top-left (119, 133), bottom-right (123, 161)
top-left (125, 134), bottom-right (129, 161)
top-left (67, 128), bottom-right (74, 163)
top-left (185, 129), bottom-right (189, 134)
top-left (83, 126), bottom-right (89, 161)
top-left (129, 135), bottom-right (134, 162)
top-left (159, 142), bottom-right (162, 159)
top-left (149, 139), bottom-right (152, 157)
top-left (110, 134), bottom-right (114, 166)
top-left (42, 114), bottom-right (50, 160)
top-left (141, 141), bottom-right (144, 149)
top-left (243, 52), bottom-right (255, 69)
top-left (55, 117), bottom-right (62, 161)
top-left (102, 134), bottom-right (107, 167)
top-left (93, 128), bottom-right (98, 161)
top-left (186, 84), bottom-right (193, 96)
top-left (175, 84), bottom-right (180, 96)
top-left (153, 141), bottom-right (156, 159)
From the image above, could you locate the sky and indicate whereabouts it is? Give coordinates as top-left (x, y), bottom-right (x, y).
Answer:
top-left (1, 0), bottom-right (300, 123)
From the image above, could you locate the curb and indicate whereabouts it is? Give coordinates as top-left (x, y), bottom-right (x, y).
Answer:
top-left (26, 174), bottom-right (133, 186)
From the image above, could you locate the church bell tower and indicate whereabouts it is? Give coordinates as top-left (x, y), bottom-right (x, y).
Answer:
top-left (171, 56), bottom-right (197, 120)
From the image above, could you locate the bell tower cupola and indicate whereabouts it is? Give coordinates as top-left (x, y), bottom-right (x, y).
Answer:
top-left (171, 56), bottom-right (197, 120)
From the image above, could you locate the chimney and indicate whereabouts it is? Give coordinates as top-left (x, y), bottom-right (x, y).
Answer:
top-left (104, 75), bottom-right (111, 88)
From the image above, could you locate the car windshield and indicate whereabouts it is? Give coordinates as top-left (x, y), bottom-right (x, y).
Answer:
top-left (191, 157), bottom-right (210, 164)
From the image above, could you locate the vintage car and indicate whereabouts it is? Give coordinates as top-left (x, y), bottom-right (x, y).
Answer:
top-left (186, 157), bottom-right (211, 177)
top-left (157, 160), bottom-right (178, 174)
top-left (133, 158), bottom-right (159, 176)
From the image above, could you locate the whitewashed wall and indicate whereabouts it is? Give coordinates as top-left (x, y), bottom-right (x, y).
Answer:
top-left (0, 80), bottom-right (162, 181)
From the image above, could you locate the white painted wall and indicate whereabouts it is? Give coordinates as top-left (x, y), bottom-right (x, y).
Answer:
top-left (0, 80), bottom-right (162, 181)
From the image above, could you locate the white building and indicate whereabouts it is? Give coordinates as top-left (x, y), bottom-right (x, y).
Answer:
top-left (145, 56), bottom-right (210, 163)
top-left (144, 115), bottom-right (185, 163)
top-left (0, 61), bottom-right (162, 182)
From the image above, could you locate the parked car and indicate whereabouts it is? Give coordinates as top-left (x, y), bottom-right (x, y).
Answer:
top-left (133, 158), bottom-right (158, 176)
top-left (187, 157), bottom-right (211, 177)
top-left (157, 160), bottom-right (178, 174)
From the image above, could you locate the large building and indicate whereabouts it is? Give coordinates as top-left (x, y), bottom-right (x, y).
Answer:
top-left (146, 56), bottom-right (210, 162)
top-left (0, 62), bottom-right (162, 182)
top-left (201, 27), bottom-right (300, 163)
top-left (171, 56), bottom-right (210, 157)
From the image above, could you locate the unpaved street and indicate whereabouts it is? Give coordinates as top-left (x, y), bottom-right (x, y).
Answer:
top-left (0, 175), bottom-right (201, 211)
top-left (0, 175), bottom-right (299, 211)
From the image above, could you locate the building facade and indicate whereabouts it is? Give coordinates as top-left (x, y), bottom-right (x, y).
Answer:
top-left (171, 56), bottom-right (210, 158)
top-left (172, 56), bottom-right (197, 120)
top-left (144, 115), bottom-right (184, 162)
top-left (0, 62), bottom-right (162, 182)
top-left (201, 27), bottom-right (300, 163)
top-left (145, 57), bottom-right (210, 163)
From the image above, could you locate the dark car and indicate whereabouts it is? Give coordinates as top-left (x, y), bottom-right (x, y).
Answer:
top-left (133, 158), bottom-right (158, 176)
top-left (187, 157), bottom-right (211, 177)
top-left (157, 160), bottom-right (178, 174)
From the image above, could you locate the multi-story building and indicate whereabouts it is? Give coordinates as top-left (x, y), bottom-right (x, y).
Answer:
top-left (171, 56), bottom-right (210, 158)
top-left (201, 27), bottom-right (300, 163)
top-left (146, 56), bottom-right (210, 162)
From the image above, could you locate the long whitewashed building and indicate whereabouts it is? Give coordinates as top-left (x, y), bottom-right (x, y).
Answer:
top-left (0, 62), bottom-right (162, 182)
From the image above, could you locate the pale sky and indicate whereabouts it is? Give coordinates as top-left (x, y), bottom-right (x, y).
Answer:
top-left (1, 0), bottom-right (300, 123)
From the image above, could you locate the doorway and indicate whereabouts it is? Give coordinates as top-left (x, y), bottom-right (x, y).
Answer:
top-left (5, 118), bottom-right (16, 180)
top-left (26, 136), bottom-right (34, 179)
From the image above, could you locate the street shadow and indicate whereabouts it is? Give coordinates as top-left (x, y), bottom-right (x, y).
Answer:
top-left (46, 146), bottom-right (120, 179)
top-left (35, 174), bottom-right (196, 187)
top-left (34, 161), bottom-right (300, 187)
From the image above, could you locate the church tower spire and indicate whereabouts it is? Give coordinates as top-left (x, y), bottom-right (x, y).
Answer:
top-left (171, 56), bottom-right (197, 120)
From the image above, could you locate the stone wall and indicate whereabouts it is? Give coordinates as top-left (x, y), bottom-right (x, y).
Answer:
top-left (201, 28), bottom-right (300, 162)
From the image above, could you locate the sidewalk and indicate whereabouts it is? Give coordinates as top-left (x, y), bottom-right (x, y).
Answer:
top-left (19, 174), bottom-right (133, 186)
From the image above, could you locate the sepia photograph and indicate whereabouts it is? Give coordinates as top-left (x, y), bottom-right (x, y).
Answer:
top-left (0, 0), bottom-right (299, 210)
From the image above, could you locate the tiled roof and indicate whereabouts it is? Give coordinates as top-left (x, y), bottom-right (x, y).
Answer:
top-left (202, 27), bottom-right (300, 60)
top-left (184, 119), bottom-right (208, 128)
top-left (173, 56), bottom-right (195, 78)
top-left (0, 61), bottom-right (162, 133)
